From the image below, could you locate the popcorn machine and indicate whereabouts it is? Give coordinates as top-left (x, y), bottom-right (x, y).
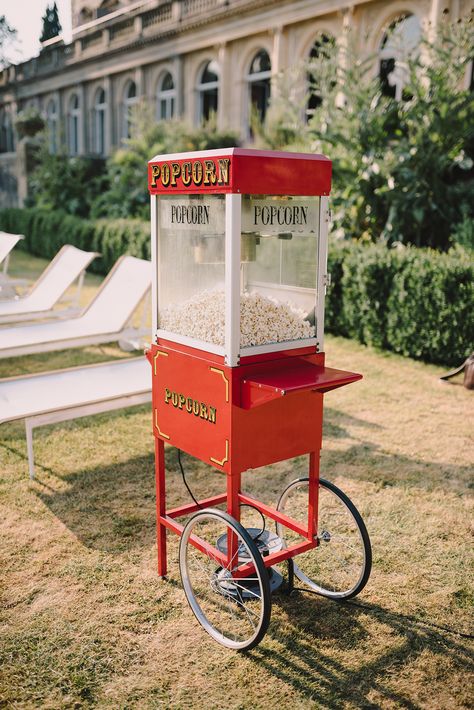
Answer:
top-left (146, 148), bottom-right (372, 650)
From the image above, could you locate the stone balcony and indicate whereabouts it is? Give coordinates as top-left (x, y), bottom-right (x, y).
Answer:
top-left (0, 0), bottom-right (260, 89)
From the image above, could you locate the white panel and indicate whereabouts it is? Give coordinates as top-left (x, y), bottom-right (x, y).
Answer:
top-left (316, 196), bottom-right (329, 351)
top-left (151, 194), bottom-right (158, 336)
top-left (225, 193), bottom-right (241, 367)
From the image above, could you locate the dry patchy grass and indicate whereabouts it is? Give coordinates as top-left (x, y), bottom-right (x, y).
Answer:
top-left (0, 252), bottom-right (473, 708)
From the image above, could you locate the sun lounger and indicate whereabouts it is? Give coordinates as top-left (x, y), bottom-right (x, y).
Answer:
top-left (0, 255), bottom-right (151, 359)
top-left (0, 357), bottom-right (151, 478)
top-left (0, 231), bottom-right (28, 297)
top-left (0, 245), bottom-right (98, 324)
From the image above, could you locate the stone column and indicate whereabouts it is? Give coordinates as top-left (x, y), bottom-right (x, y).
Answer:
top-left (173, 54), bottom-right (184, 118)
top-left (217, 42), bottom-right (229, 131)
top-left (336, 6), bottom-right (354, 108)
top-left (105, 76), bottom-right (114, 152)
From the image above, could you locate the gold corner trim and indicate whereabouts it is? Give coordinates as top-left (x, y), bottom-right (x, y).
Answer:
top-left (154, 408), bottom-right (170, 440)
top-left (153, 350), bottom-right (168, 376)
top-left (209, 366), bottom-right (229, 402)
top-left (210, 439), bottom-right (229, 467)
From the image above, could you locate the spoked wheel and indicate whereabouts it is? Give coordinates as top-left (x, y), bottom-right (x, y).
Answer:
top-left (276, 478), bottom-right (372, 600)
top-left (179, 508), bottom-right (271, 650)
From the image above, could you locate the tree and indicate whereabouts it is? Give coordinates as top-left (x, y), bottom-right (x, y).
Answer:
top-left (0, 15), bottom-right (17, 68)
top-left (40, 3), bottom-right (62, 43)
top-left (257, 18), bottom-right (474, 250)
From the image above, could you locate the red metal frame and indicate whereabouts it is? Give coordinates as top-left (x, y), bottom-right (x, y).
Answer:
top-left (148, 338), bottom-right (361, 579)
top-left (148, 148), bottom-right (332, 196)
top-left (147, 148), bottom-right (360, 584)
top-left (153, 435), bottom-right (320, 578)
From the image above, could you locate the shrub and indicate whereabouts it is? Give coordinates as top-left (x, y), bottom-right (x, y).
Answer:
top-left (90, 110), bottom-right (239, 220)
top-left (0, 207), bottom-right (148, 274)
top-left (15, 108), bottom-right (45, 138)
top-left (385, 248), bottom-right (473, 364)
top-left (1, 208), bottom-right (472, 366)
top-left (324, 241), bottom-right (473, 366)
top-left (257, 18), bottom-right (474, 251)
top-left (27, 149), bottom-right (107, 218)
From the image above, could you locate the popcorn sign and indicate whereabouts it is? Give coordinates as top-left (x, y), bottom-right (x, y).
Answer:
top-left (242, 198), bottom-right (319, 234)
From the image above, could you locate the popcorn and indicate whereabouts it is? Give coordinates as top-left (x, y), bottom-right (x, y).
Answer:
top-left (160, 290), bottom-right (315, 347)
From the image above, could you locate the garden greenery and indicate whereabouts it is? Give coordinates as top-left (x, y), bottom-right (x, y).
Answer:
top-left (257, 18), bottom-right (474, 250)
top-left (0, 207), bottom-right (471, 366)
top-left (28, 109), bottom-right (238, 221)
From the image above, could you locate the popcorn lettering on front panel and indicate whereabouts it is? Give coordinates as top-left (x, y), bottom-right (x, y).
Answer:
top-left (159, 291), bottom-right (315, 347)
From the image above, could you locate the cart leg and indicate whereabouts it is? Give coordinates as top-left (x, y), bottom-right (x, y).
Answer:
top-left (155, 438), bottom-right (167, 578)
top-left (226, 467), bottom-right (241, 568)
top-left (308, 451), bottom-right (320, 540)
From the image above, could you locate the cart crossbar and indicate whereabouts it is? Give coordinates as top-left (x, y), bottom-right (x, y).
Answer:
top-left (161, 515), bottom-right (228, 567)
top-left (238, 492), bottom-right (310, 538)
top-left (166, 494), bottom-right (227, 519)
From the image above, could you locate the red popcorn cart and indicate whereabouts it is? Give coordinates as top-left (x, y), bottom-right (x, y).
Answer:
top-left (146, 148), bottom-right (372, 650)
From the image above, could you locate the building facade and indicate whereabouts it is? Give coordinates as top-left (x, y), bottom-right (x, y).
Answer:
top-left (0, 0), bottom-right (473, 205)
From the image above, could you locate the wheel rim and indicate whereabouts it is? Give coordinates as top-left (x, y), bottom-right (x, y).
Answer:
top-left (276, 479), bottom-right (370, 599)
top-left (179, 509), bottom-right (271, 650)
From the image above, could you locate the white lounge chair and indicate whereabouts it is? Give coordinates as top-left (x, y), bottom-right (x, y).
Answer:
top-left (0, 245), bottom-right (98, 324)
top-left (0, 255), bottom-right (151, 359)
top-left (0, 357), bottom-right (151, 478)
top-left (0, 231), bottom-right (28, 297)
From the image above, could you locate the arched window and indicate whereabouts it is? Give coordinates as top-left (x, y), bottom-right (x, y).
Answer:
top-left (379, 14), bottom-right (421, 100)
top-left (94, 87), bottom-right (107, 155)
top-left (247, 50), bottom-right (271, 127)
top-left (68, 93), bottom-right (81, 155)
top-left (197, 60), bottom-right (219, 123)
top-left (157, 72), bottom-right (176, 121)
top-left (307, 34), bottom-right (335, 120)
top-left (123, 80), bottom-right (137, 138)
top-left (46, 99), bottom-right (58, 154)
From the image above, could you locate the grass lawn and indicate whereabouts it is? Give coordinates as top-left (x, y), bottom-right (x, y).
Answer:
top-left (0, 252), bottom-right (473, 709)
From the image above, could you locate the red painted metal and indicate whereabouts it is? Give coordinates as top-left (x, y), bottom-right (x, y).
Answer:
top-left (238, 492), bottom-right (309, 538)
top-left (148, 148), bottom-right (332, 196)
top-left (155, 438), bottom-right (167, 577)
top-left (308, 452), bottom-right (319, 539)
top-left (147, 149), bottom-right (365, 609)
top-left (241, 364), bottom-right (362, 409)
top-left (234, 539), bottom-right (317, 578)
top-left (166, 494), bottom-right (227, 519)
top-left (161, 515), bottom-right (228, 567)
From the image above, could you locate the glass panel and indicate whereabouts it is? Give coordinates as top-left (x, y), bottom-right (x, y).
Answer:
top-left (201, 88), bottom-right (218, 121)
top-left (240, 195), bottom-right (319, 348)
top-left (161, 72), bottom-right (174, 91)
top-left (158, 194), bottom-right (226, 348)
top-left (201, 60), bottom-right (219, 84)
top-left (249, 50), bottom-right (271, 75)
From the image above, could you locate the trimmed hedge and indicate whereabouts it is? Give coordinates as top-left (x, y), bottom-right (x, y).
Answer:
top-left (326, 242), bottom-right (473, 366)
top-left (0, 208), bottom-right (149, 274)
top-left (0, 208), bottom-right (472, 366)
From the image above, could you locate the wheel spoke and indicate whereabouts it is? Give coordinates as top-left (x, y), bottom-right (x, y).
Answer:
top-left (179, 509), bottom-right (271, 650)
top-left (276, 478), bottom-right (371, 599)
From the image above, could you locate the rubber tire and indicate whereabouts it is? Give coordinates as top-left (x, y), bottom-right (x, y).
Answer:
top-left (276, 477), bottom-right (372, 600)
top-left (179, 507), bottom-right (272, 651)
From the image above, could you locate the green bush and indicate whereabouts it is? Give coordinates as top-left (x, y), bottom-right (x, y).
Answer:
top-left (90, 111), bottom-right (239, 220)
top-left (0, 207), bottom-right (472, 366)
top-left (325, 241), bottom-right (473, 366)
top-left (0, 207), bottom-right (148, 274)
top-left (257, 19), bottom-right (474, 251)
top-left (27, 150), bottom-right (107, 218)
top-left (385, 248), bottom-right (473, 364)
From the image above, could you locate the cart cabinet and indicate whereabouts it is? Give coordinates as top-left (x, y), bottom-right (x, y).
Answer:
top-left (146, 148), bottom-right (372, 651)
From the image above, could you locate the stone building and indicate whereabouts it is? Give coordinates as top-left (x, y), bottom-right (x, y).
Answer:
top-left (0, 0), bottom-right (473, 205)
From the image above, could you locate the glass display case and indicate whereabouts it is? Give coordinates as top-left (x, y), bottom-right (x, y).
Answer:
top-left (150, 148), bottom-right (331, 366)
